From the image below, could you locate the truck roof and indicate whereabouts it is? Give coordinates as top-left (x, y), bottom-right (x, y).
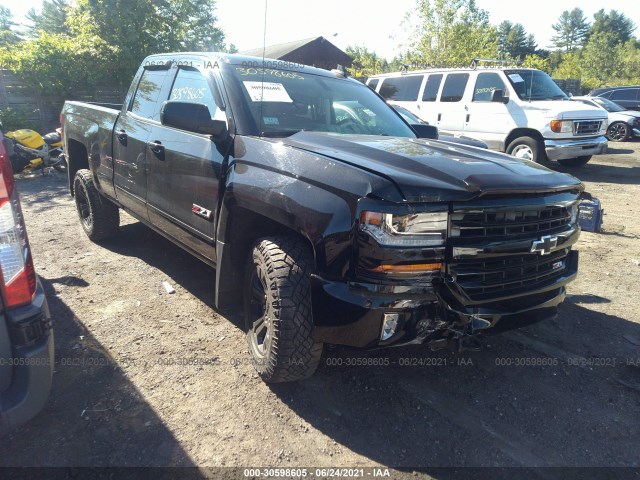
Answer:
top-left (142, 52), bottom-right (338, 79)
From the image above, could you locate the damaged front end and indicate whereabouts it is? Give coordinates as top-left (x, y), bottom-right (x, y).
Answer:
top-left (312, 192), bottom-right (581, 350)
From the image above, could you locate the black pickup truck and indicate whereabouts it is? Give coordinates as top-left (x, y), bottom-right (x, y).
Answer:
top-left (61, 53), bottom-right (583, 383)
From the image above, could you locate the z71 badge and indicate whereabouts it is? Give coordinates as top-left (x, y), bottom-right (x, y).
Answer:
top-left (192, 204), bottom-right (212, 220)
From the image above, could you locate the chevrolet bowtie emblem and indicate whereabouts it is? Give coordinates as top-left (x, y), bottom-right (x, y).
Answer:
top-left (530, 235), bottom-right (558, 255)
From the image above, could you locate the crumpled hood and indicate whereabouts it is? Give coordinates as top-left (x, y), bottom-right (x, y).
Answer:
top-left (281, 132), bottom-right (583, 202)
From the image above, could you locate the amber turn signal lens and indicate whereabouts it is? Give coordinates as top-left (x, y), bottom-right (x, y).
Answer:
top-left (368, 263), bottom-right (443, 274)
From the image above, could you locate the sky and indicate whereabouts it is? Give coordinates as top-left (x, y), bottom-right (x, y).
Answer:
top-left (3, 0), bottom-right (640, 60)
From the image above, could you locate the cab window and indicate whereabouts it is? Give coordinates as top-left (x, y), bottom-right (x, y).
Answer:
top-left (422, 74), bottom-right (443, 101)
top-left (440, 73), bottom-right (469, 102)
top-left (169, 68), bottom-right (219, 117)
top-left (379, 75), bottom-right (423, 101)
top-left (472, 73), bottom-right (506, 102)
top-left (130, 69), bottom-right (168, 121)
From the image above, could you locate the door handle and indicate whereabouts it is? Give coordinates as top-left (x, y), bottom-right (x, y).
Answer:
top-left (148, 140), bottom-right (165, 157)
top-left (117, 130), bottom-right (127, 145)
top-left (437, 113), bottom-right (442, 122)
top-left (466, 114), bottom-right (470, 123)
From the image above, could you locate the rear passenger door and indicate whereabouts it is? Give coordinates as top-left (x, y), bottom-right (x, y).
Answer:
top-left (113, 66), bottom-right (173, 220)
top-left (415, 73), bottom-right (443, 124)
top-left (147, 66), bottom-right (227, 261)
top-left (435, 73), bottom-right (470, 132)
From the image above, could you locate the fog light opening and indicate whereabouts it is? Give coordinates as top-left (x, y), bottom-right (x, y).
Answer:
top-left (381, 313), bottom-right (400, 341)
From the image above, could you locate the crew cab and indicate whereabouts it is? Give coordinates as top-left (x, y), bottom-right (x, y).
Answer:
top-left (62, 53), bottom-right (584, 383)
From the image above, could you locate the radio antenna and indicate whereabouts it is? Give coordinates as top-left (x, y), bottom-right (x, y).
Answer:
top-left (259, 0), bottom-right (268, 135)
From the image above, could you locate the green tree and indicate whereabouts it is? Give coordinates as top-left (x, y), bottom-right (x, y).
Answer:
top-left (65, 0), bottom-right (230, 84)
top-left (25, 0), bottom-right (71, 38)
top-left (552, 51), bottom-right (582, 80)
top-left (581, 32), bottom-right (620, 89)
top-left (498, 21), bottom-right (536, 59)
top-left (551, 8), bottom-right (590, 52)
top-left (405, 0), bottom-right (498, 67)
top-left (0, 31), bottom-right (116, 96)
top-left (0, 6), bottom-right (21, 47)
top-left (589, 9), bottom-right (636, 48)
top-left (616, 40), bottom-right (640, 85)
top-left (522, 54), bottom-right (549, 73)
top-left (346, 45), bottom-right (389, 77)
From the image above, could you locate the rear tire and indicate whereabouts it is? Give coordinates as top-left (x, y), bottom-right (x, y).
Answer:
top-left (506, 136), bottom-right (546, 163)
top-left (243, 236), bottom-right (323, 383)
top-left (557, 156), bottom-right (592, 167)
top-left (73, 169), bottom-right (120, 241)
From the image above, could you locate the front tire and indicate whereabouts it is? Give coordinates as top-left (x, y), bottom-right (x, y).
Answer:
top-left (73, 169), bottom-right (120, 241)
top-left (506, 136), bottom-right (546, 163)
top-left (607, 122), bottom-right (630, 142)
top-left (243, 236), bottom-right (323, 383)
top-left (557, 156), bottom-right (592, 167)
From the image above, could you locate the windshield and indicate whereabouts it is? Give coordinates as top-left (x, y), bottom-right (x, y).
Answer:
top-left (224, 66), bottom-right (416, 138)
top-left (504, 69), bottom-right (568, 101)
top-left (591, 97), bottom-right (625, 112)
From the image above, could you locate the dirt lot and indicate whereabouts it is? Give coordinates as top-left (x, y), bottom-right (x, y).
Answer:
top-left (1, 143), bottom-right (639, 479)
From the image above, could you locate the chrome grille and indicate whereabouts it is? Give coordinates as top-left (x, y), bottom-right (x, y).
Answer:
top-left (450, 249), bottom-right (569, 302)
top-left (574, 120), bottom-right (602, 136)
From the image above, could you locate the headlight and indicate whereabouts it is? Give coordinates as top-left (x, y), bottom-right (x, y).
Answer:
top-left (570, 202), bottom-right (579, 224)
top-left (550, 120), bottom-right (573, 133)
top-left (360, 211), bottom-right (448, 247)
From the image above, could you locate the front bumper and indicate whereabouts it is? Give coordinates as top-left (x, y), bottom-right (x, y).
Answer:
top-left (0, 279), bottom-right (54, 436)
top-left (544, 136), bottom-right (607, 161)
top-left (312, 250), bottom-right (578, 348)
top-left (632, 127), bottom-right (640, 138)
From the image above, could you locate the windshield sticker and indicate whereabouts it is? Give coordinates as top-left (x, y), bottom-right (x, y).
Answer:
top-left (237, 67), bottom-right (304, 80)
top-left (243, 81), bottom-right (293, 102)
top-left (171, 87), bottom-right (206, 101)
top-left (508, 73), bottom-right (524, 83)
top-left (262, 116), bottom-right (279, 125)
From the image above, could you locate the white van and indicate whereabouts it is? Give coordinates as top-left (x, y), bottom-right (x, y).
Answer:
top-left (367, 65), bottom-right (608, 167)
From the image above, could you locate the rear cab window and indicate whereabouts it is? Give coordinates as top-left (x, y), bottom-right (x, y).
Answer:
top-left (378, 75), bottom-right (424, 101)
top-left (367, 78), bottom-right (379, 91)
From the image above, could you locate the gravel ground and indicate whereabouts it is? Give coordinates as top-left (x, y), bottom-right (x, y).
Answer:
top-left (1, 143), bottom-right (639, 480)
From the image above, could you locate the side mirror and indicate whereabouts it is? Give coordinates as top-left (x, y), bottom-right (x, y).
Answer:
top-left (490, 89), bottom-right (509, 104)
top-left (412, 124), bottom-right (439, 140)
top-left (160, 101), bottom-right (227, 139)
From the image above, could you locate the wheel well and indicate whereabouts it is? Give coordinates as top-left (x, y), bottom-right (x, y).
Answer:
top-left (67, 139), bottom-right (89, 196)
top-left (215, 205), bottom-right (316, 310)
top-left (505, 129), bottom-right (544, 151)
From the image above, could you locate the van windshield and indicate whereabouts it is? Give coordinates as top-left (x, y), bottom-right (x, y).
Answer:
top-left (504, 69), bottom-right (568, 101)
top-left (224, 66), bottom-right (417, 138)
